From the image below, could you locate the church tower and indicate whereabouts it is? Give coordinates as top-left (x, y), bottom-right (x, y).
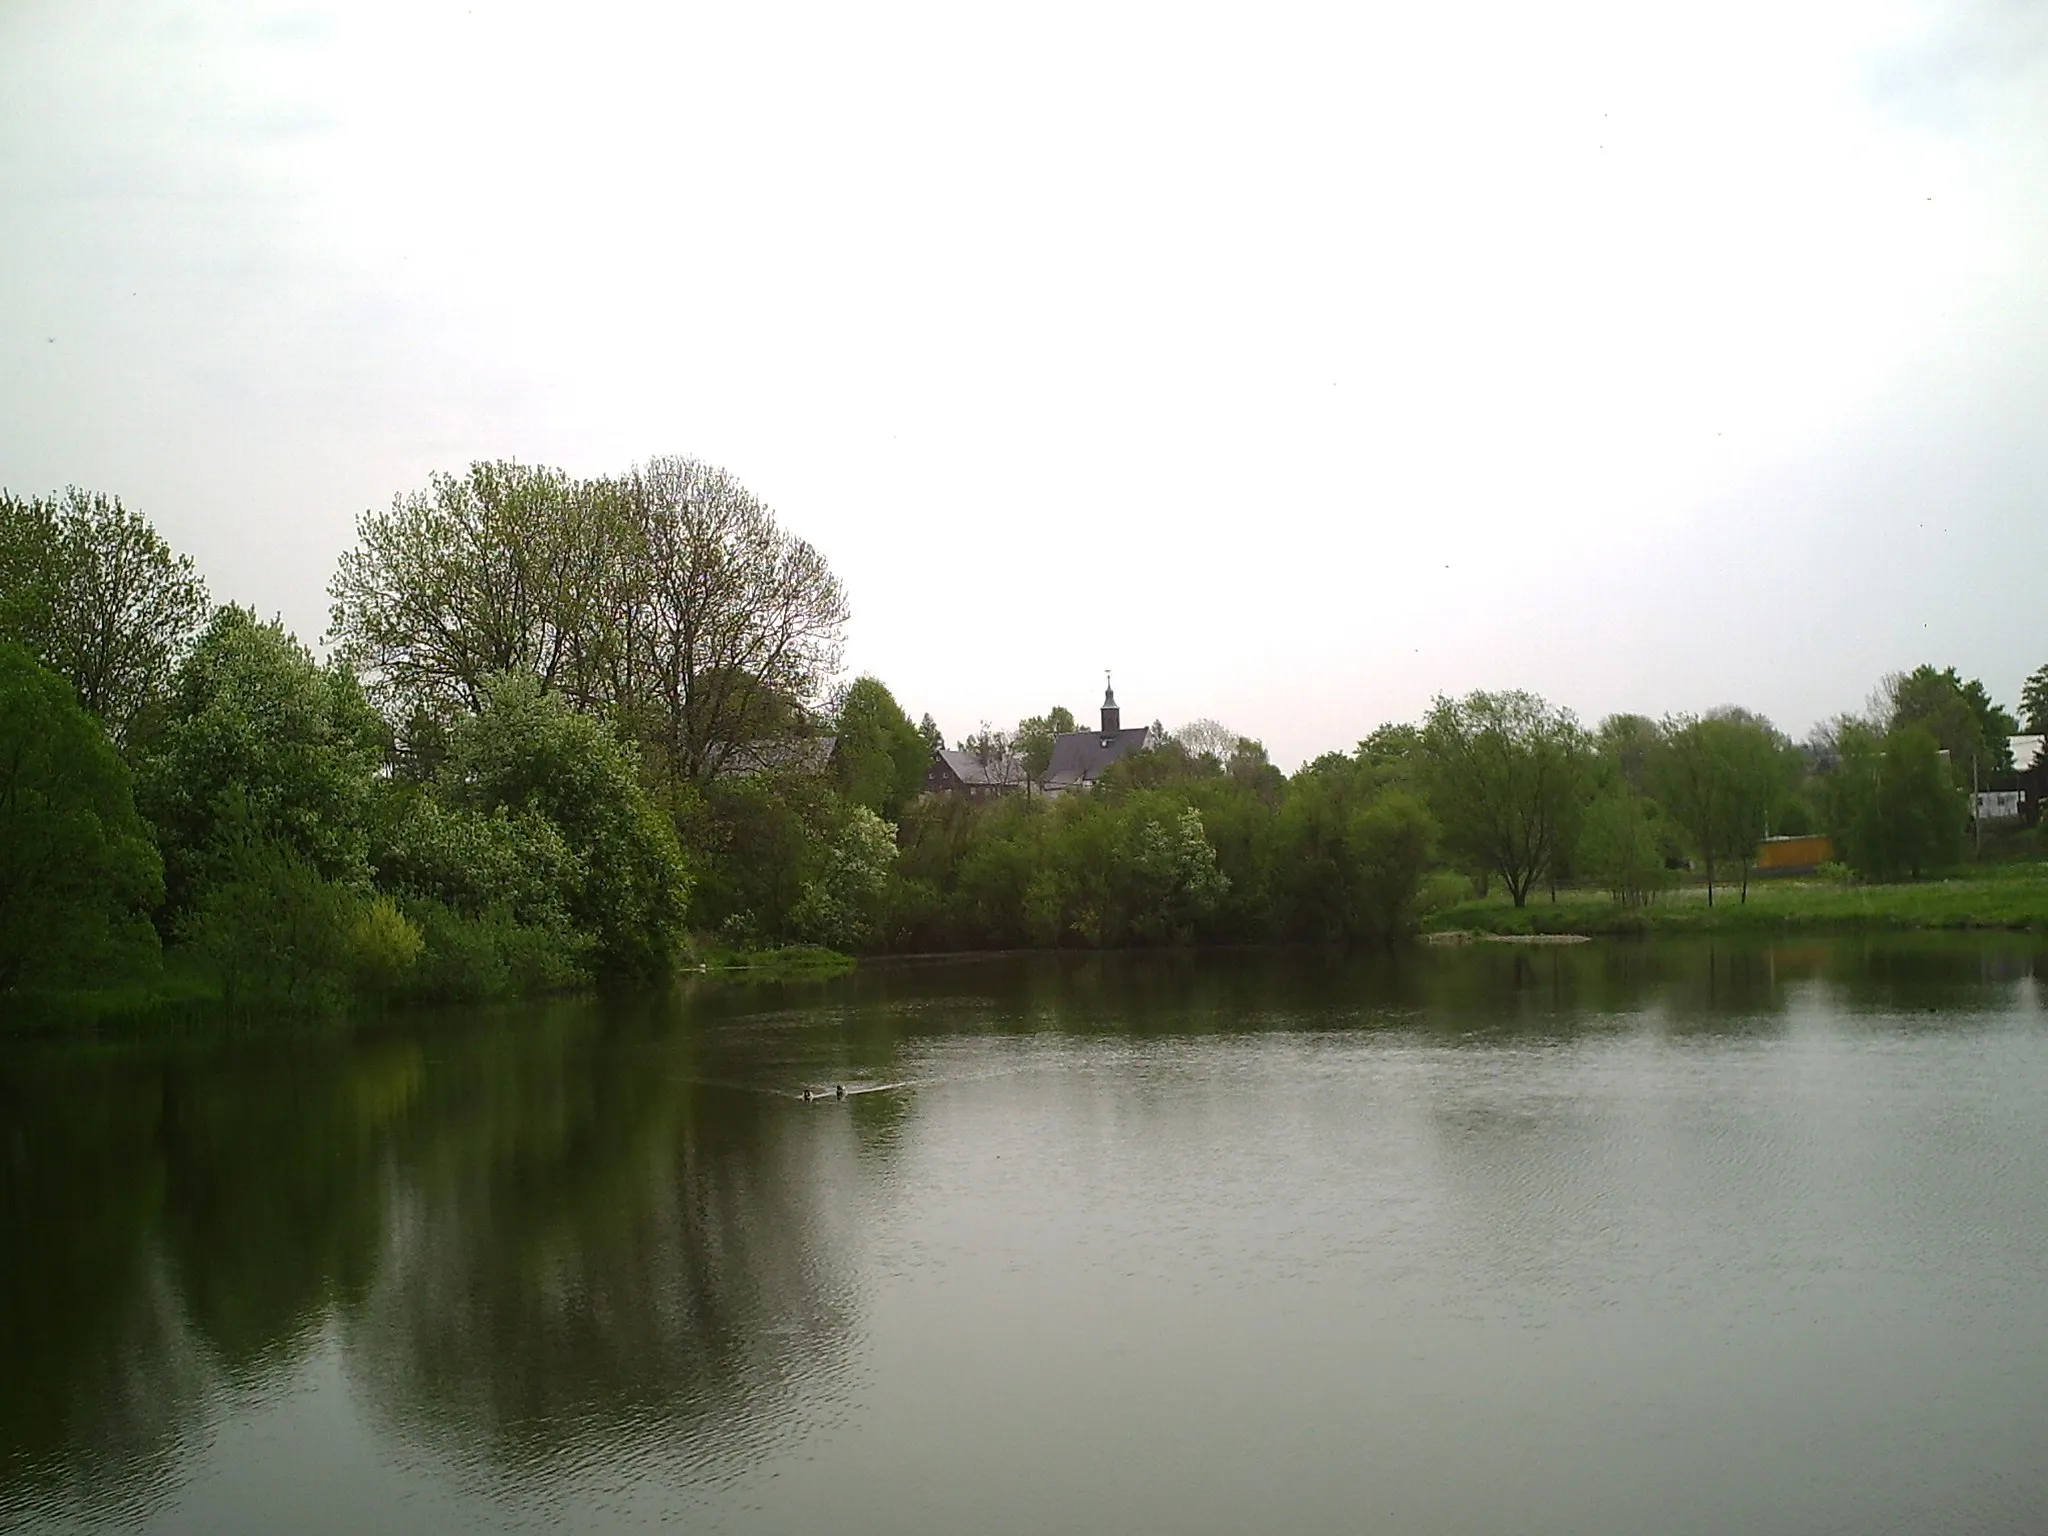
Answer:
top-left (1100, 673), bottom-right (1120, 736)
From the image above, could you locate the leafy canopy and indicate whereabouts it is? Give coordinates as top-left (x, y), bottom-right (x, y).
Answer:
top-left (141, 606), bottom-right (385, 912)
top-left (0, 644), bottom-right (164, 987)
top-left (0, 488), bottom-right (207, 746)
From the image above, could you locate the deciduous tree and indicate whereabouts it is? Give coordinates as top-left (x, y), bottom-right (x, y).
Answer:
top-left (141, 607), bottom-right (385, 913)
top-left (1418, 690), bottom-right (1590, 907)
top-left (619, 456), bottom-right (848, 785)
top-left (0, 644), bottom-right (164, 987)
top-left (0, 489), bottom-right (207, 745)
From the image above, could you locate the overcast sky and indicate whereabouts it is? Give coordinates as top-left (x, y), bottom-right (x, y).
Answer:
top-left (4, 0), bottom-right (2044, 764)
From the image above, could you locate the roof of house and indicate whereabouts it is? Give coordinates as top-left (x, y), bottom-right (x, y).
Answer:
top-left (934, 748), bottom-right (1027, 788)
top-left (1042, 725), bottom-right (1151, 788)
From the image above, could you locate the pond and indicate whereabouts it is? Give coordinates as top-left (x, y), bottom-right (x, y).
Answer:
top-left (5, 938), bottom-right (2048, 1534)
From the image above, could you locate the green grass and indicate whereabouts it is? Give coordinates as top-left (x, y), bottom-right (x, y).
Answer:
top-left (1, 951), bottom-right (227, 1035)
top-left (688, 942), bottom-right (857, 978)
top-left (1424, 859), bottom-right (2048, 937)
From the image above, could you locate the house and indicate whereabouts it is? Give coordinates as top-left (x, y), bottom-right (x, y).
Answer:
top-left (925, 748), bottom-right (1028, 800)
top-left (2011, 735), bottom-right (2047, 826)
top-left (1039, 678), bottom-right (1152, 795)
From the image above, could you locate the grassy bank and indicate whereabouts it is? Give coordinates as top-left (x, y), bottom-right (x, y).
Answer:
top-left (688, 943), bottom-right (856, 979)
top-left (4, 941), bottom-right (861, 1038)
top-left (1, 953), bottom-right (230, 1035)
top-left (1425, 860), bottom-right (2048, 937)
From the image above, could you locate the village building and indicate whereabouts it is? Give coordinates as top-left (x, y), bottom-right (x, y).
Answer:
top-left (2010, 734), bottom-right (2047, 827)
top-left (924, 748), bottom-right (1028, 800)
top-left (1040, 678), bottom-right (1152, 795)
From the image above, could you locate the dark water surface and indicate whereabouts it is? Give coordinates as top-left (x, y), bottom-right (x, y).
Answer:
top-left (6, 938), bottom-right (2048, 1534)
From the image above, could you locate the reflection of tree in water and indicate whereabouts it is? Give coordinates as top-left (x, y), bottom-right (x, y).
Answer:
top-left (341, 1001), bottom-right (863, 1487)
top-left (0, 1059), bottom-right (197, 1525)
top-left (0, 1036), bottom-right (409, 1525)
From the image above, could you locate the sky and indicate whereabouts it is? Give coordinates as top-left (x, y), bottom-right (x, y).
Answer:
top-left (3, 0), bottom-right (2044, 766)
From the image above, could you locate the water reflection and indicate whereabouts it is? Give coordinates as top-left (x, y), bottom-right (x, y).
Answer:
top-left (341, 1004), bottom-right (865, 1485)
top-left (2, 935), bottom-right (2045, 1530)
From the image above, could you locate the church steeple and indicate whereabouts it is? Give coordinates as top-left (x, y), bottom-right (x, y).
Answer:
top-left (1100, 671), bottom-right (1120, 736)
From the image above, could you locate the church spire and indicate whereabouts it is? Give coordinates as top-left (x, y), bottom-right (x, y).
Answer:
top-left (1100, 671), bottom-right (1120, 736)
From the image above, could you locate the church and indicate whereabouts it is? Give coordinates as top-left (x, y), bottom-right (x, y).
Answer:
top-left (1039, 677), bottom-right (1152, 795)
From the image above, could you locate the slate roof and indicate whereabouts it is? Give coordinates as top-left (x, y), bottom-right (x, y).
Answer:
top-left (933, 748), bottom-right (1027, 788)
top-left (1041, 725), bottom-right (1151, 791)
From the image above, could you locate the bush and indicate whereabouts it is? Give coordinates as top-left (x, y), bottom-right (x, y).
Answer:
top-left (791, 804), bottom-right (899, 949)
top-left (398, 898), bottom-right (587, 1004)
top-left (348, 895), bottom-right (425, 998)
top-left (180, 836), bottom-right (359, 1014)
top-left (1580, 790), bottom-right (1678, 908)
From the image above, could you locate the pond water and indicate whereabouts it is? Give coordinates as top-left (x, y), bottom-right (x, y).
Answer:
top-left (5, 939), bottom-right (2048, 1535)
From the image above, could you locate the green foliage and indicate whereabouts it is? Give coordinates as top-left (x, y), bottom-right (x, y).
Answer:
top-left (2022, 664), bottom-right (2048, 736)
top-left (439, 674), bottom-right (689, 977)
top-left (1579, 789), bottom-right (1677, 907)
top-left (141, 606), bottom-right (384, 913)
top-left (0, 644), bottom-right (164, 988)
top-left (1274, 757), bottom-right (1436, 942)
top-left (917, 713), bottom-right (945, 754)
top-left (1649, 711), bottom-right (1799, 904)
top-left (1883, 665), bottom-right (2014, 783)
top-left (1823, 723), bottom-right (1964, 881)
top-left (832, 676), bottom-right (928, 818)
top-left (1418, 690), bottom-right (1591, 907)
top-left (0, 488), bottom-right (208, 747)
top-left (1357, 723), bottom-right (1422, 775)
top-left (330, 457), bottom-right (848, 787)
top-left (1014, 706), bottom-right (1077, 780)
top-left (1595, 713), bottom-right (1660, 796)
top-left (1013, 794), bottom-right (1227, 947)
top-left (791, 805), bottom-right (899, 949)
top-left (397, 898), bottom-right (587, 1002)
top-left (181, 833), bottom-right (359, 1014)
top-left (376, 792), bottom-right (583, 935)
top-left (679, 771), bottom-right (835, 944)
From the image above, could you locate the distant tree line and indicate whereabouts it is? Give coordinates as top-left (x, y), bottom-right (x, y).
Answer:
top-left (2, 470), bottom-right (2039, 1016)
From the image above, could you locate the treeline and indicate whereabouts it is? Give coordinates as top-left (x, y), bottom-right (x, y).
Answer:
top-left (4, 466), bottom-right (2044, 1018)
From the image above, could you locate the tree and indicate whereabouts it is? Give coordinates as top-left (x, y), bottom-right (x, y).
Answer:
top-left (1014, 706), bottom-right (1076, 781)
top-left (1822, 722), bottom-right (1962, 881)
top-left (2022, 663), bottom-right (2048, 735)
top-left (1418, 690), bottom-right (1591, 907)
top-left (438, 673), bottom-right (690, 977)
top-left (1274, 757), bottom-right (1435, 941)
top-left (141, 607), bottom-right (385, 913)
top-left (1881, 665), bottom-right (2014, 785)
top-left (328, 456), bottom-right (850, 790)
top-left (917, 713), bottom-right (945, 754)
top-left (1652, 711), bottom-right (1800, 904)
top-left (791, 805), bottom-right (899, 949)
top-left (1108, 800), bottom-right (1229, 945)
top-left (1579, 788), bottom-right (1675, 908)
top-left (961, 722), bottom-right (1016, 770)
top-left (832, 676), bottom-right (927, 818)
top-left (0, 644), bottom-right (164, 988)
top-left (1172, 718), bottom-right (1244, 762)
top-left (1595, 713), bottom-right (1660, 796)
top-left (0, 488), bottom-right (207, 746)
top-left (617, 456), bottom-right (848, 785)
top-left (328, 462), bottom-right (619, 718)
